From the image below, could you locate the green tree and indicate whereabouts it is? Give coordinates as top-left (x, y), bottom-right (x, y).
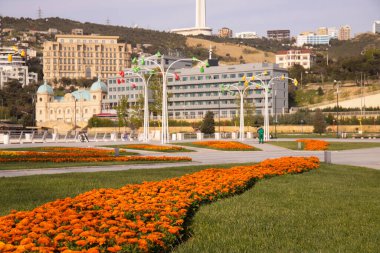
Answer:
top-left (200, 111), bottom-right (215, 134)
top-left (115, 97), bottom-right (129, 128)
top-left (313, 109), bottom-right (327, 134)
top-left (317, 86), bottom-right (324, 96)
top-left (128, 94), bottom-right (144, 131)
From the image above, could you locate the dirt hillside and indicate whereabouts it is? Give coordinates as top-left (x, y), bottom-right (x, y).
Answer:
top-left (186, 37), bottom-right (275, 65)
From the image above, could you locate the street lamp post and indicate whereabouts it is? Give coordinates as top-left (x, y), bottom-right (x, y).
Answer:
top-left (132, 53), bottom-right (209, 144)
top-left (246, 73), bottom-right (298, 142)
top-left (274, 89), bottom-right (277, 138)
top-left (334, 80), bottom-right (340, 138)
top-left (218, 92), bottom-right (221, 134)
top-left (119, 70), bottom-right (154, 143)
top-left (221, 81), bottom-right (254, 141)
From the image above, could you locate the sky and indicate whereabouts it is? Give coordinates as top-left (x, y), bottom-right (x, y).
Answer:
top-left (0, 0), bottom-right (379, 36)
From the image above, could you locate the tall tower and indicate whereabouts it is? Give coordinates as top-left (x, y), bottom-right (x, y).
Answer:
top-left (196, 0), bottom-right (206, 28)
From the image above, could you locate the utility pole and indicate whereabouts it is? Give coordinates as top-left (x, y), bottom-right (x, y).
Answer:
top-left (218, 92), bottom-right (221, 134)
top-left (274, 89), bottom-right (277, 138)
top-left (334, 80), bottom-right (339, 138)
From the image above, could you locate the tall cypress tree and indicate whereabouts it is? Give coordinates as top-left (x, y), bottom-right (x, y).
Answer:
top-left (313, 109), bottom-right (327, 135)
top-left (200, 111), bottom-right (215, 134)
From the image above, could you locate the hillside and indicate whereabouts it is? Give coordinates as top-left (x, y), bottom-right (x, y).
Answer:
top-left (294, 81), bottom-right (380, 107)
top-left (1, 16), bottom-right (207, 57)
top-left (328, 33), bottom-right (380, 60)
top-left (186, 37), bottom-right (275, 65)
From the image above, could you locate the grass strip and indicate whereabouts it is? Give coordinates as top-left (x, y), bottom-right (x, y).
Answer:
top-left (174, 163), bottom-right (380, 253)
top-left (269, 141), bottom-right (380, 151)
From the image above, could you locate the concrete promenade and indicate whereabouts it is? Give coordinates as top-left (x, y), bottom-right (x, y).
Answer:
top-left (0, 138), bottom-right (380, 178)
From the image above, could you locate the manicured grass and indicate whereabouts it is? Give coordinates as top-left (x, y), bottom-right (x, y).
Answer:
top-left (0, 163), bottom-right (247, 216)
top-left (177, 142), bottom-right (261, 151)
top-left (0, 147), bottom-right (138, 155)
top-left (276, 133), bottom-right (338, 139)
top-left (174, 163), bottom-right (380, 253)
top-left (269, 141), bottom-right (380, 151)
top-left (0, 160), bottom-right (189, 170)
top-left (1, 162), bottom-right (379, 252)
top-left (102, 144), bottom-right (195, 153)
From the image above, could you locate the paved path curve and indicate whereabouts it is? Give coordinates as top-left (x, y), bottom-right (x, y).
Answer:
top-left (0, 139), bottom-right (379, 177)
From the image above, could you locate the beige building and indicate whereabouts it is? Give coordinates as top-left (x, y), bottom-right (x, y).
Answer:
top-left (35, 79), bottom-right (107, 131)
top-left (338, 25), bottom-right (351, 40)
top-left (43, 34), bottom-right (132, 81)
top-left (316, 27), bottom-right (328, 35)
top-left (218, 27), bottom-right (233, 38)
top-left (276, 49), bottom-right (316, 69)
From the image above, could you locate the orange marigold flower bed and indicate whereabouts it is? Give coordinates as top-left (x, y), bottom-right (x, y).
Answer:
top-left (191, 141), bottom-right (255, 150)
top-left (0, 147), bottom-right (191, 163)
top-left (0, 156), bottom-right (319, 252)
top-left (119, 144), bottom-right (186, 152)
top-left (296, 139), bottom-right (329, 150)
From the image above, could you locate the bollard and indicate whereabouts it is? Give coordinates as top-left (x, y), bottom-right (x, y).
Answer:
top-left (297, 141), bottom-right (303, 150)
top-left (324, 151), bottom-right (331, 164)
top-left (114, 148), bottom-right (119, 157)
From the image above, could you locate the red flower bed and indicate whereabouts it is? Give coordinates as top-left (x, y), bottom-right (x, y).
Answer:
top-left (191, 141), bottom-right (255, 150)
top-left (296, 139), bottom-right (329, 150)
top-left (0, 147), bottom-right (191, 163)
top-left (0, 157), bottom-right (319, 252)
top-left (118, 144), bottom-right (186, 152)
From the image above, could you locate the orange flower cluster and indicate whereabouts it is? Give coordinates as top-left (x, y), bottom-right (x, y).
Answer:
top-left (192, 141), bottom-right (255, 150)
top-left (296, 139), bottom-right (329, 150)
top-left (0, 147), bottom-right (191, 163)
top-left (0, 156), bottom-right (319, 252)
top-left (119, 144), bottom-right (184, 152)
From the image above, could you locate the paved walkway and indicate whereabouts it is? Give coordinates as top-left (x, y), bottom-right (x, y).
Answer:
top-left (1, 139), bottom-right (380, 178)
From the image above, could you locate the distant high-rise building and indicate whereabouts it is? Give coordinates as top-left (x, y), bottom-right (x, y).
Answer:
top-left (267, 30), bottom-right (290, 41)
top-left (316, 27), bottom-right (328, 35)
top-left (235, 32), bottom-right (258, 39)
top-left (218, 27), bottom-right (233, 38)
top-left (43, 35), bottom-right (132, 81)
top-left (328, 27), bottom-right (338, 39)
top-left (338, 25), bottom-right (351, 40)
top-left (373, 21), bottom-right (380, 34)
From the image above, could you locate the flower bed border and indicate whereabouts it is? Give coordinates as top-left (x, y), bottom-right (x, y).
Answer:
top-left (0, 156), bottom-right (319, 252)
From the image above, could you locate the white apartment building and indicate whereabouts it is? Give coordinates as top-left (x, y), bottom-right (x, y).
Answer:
top-left (235, 32), bottom-right (259, 39)
top-left (275, 50), bottom-right (315, 69)
top-left (373, 21), bottom-right (380, 34)
top-left (106, 60), bottom-right (289, 119)
top-left (296, 33), bottom-right (330, 46)
top-left (0, 47), bottom-right (38, 89)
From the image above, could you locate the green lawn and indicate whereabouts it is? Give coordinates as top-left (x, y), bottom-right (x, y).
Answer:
top-left (1, 163), bottom-right (379, 252)
top-left (0, 147), bottom-right (138, 155)
top-left (276, 133), bottom-right (339, 139)
top-left (269, 141), bottom-right (380, 151)
top-left (177, 142), bottom-right (261, 151)
top-left (174, 164), bottom-right (380, 253)
top-left (101, 144), bottom-right (195, 153)
top-left (0, 160), bottom-right (190, 170)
